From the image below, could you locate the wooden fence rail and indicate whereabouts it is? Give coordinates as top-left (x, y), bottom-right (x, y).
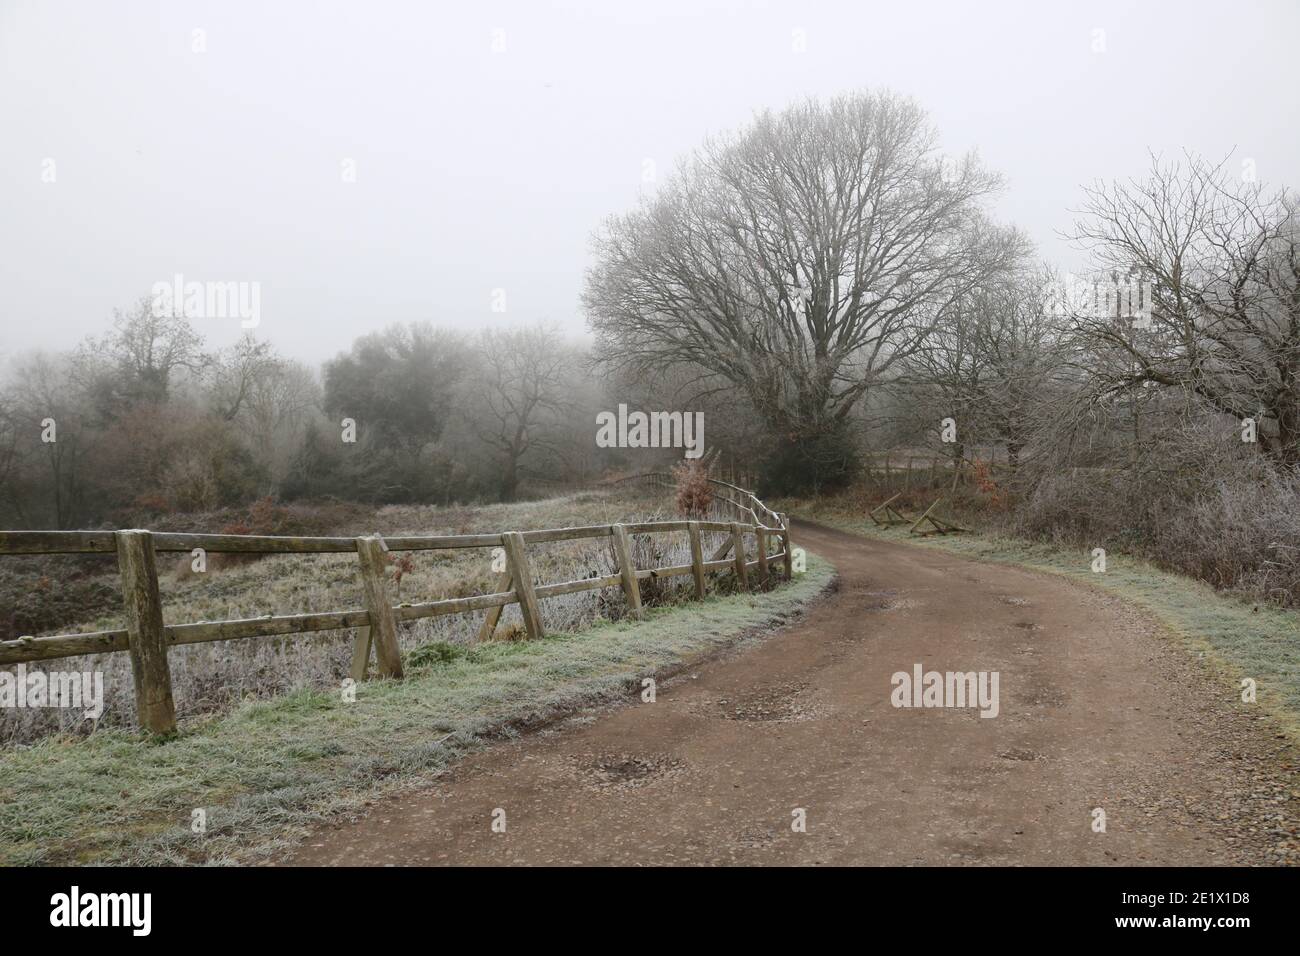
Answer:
top-left (0, 490), bottom-right (792, 735)
top-left (609, 472), bottom-right (788, 532)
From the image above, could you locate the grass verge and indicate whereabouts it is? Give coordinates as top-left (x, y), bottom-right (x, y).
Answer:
top-left (784, 499), bottom-right (1300, 741)
top-left (0, 554), bottom-right (833, 866)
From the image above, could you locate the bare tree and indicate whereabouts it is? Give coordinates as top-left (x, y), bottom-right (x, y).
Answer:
top-left (1066, 153), bottom-right (1300, 466)
top-left (472, 326), bottom-right (574, 501)
top-left (80, 296), bottom-right (208, 408)
top-left (903, 268), bottom-right (1064, 474)
top-left (0, 396), bottom-right (24, 524)
top-left (209, 335), bottom-right (320, 490)
top-left (209, 333), bottom-right (279, 422)
top-left (584, 90), bottom-right (1024, 491)
top-left (3, 354), bottom-right (97, 527)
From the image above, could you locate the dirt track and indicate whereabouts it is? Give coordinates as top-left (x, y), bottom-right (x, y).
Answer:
top-left (282, 520), bottom-right (1299, 866)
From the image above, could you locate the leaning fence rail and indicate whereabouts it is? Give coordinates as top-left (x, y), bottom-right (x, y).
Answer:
top-left (0, 499), bottom-right (793, 735)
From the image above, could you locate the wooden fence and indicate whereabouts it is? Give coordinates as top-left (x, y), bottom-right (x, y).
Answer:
top-left (0, 487), bottom-right (792, 735)
top-left (863, 452), bottom-right (1016, 493)
top-left (610, 472), bottom-right (787, 530)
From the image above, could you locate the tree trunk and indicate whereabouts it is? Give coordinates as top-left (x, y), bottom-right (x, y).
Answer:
top-left (499, 457), bottom-right (519, 502)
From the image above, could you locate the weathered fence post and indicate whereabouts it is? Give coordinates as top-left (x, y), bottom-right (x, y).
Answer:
top-left (476, 564), bottom-right (514, 642)
top-left (355, 535), bottom-right (404, 678)
top-left (116, 530), bottom-right (176, 735)
top-left (502, 531), bottom-right (545, 638)
top-left (780, 520), bottom-right (793, 580)
top-left (730, 522), bottom-right (750, 589)
top-left (349, 626), bottom-right (372, 681)
top-left (755, 526), bottom-right (770, 585)
top-left (611, 524), bottom-right (644, 619)
top-left (687, 521), bottom-right (706, 599)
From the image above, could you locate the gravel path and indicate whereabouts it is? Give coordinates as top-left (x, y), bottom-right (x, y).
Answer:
top-left (281, 519), bottom-right (1300, 866)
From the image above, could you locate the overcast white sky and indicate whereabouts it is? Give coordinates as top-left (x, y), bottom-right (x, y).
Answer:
top-left (2, 0), bottom-right (1297, 366)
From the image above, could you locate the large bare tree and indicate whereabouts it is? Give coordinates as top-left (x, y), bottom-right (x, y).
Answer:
top-left (1067, 154), bottom-right (1300, 466)
top-left (584, 90), bottom-right (1023, 491)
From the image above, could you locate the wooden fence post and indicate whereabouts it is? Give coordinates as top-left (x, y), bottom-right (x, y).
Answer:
top-left (502, 531), bottom-right (545, 638)
top-left (349, 626), bottom-right (372, 681)
top-left (755, 527), bottom-right (770, 585)
top-left (116, 530), bottom-right (177, 735)
top-left (730, 522), bottom-right (750, 589)
top-left (611, 524), bottom-right (644, 619)
top-left (687, 521), bottom-right (706, 600)
top-left (476, 565), bottom-right (514, 642)
top-left (355, 536), bottom-right (404, 678)
top-left (780, 523), bottom-right (794, 580)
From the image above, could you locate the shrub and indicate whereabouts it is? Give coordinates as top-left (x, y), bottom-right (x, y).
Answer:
top-left (388, 552), bottom-right (416, 599)
top-left (1010, 418), bottom-right (1300, 605)
top-left (673, 460), bottom-right (713, 517)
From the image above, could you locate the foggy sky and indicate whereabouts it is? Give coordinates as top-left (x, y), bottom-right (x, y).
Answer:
top-left (2, 0), bottom-right (1297, 367)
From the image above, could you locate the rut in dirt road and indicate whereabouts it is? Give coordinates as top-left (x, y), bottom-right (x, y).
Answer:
top-left (282, 520), bottom-right (1299, 866)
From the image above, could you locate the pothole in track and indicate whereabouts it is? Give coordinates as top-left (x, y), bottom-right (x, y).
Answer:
top-left (857, 592), bottom-right (919, 612)
top-left (575, 753), bottom-right (686, 791)
top-left (710, 682), bottom-right (817, 723)
top-left (736, 824), bottom-right (778, 849)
